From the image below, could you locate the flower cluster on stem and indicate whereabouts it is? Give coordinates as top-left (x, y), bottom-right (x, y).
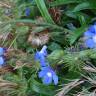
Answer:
top-left (35, 45), bottom-right (58, 85)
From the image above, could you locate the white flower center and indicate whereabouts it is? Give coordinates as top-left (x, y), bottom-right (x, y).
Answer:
top-left (93, 35), bottom-right (96, 43)
top-left (47, 72), bottom-right (52, 77)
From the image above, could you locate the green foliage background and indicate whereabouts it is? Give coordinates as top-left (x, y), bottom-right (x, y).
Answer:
top-left (0, 0), bottom-right (96, 96)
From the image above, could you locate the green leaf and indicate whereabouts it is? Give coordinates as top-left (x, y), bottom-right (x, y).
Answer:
top-left (32, 26), bottom-right (49, 33)
top-left (73, 1), bottom-right (96, 12)
top-left (31, 79), bottom-right (54, 96)
top-left (16, 26), bottom-right (29, 35)
top-left (7, 19), bottom-right (64, 31)
top-left (50, 0), bottom-right (83, 6)
top-left (73, 2), bottom-right (90, 12)
top-left (64, 71), bottom-right (81, 83)
top-left (69, 25), bottom-right (87, 44)
top-left (48, 50), bottom-right (64, 60)
top-left (35, 0), bottom-right (55, 24)
top-left (77, 12), bottom-right (87, 26)
top-left (48, 42), bottom-right (62, 51)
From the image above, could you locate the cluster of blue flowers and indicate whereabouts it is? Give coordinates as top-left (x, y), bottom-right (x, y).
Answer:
top-left (84, 24), bottom-right (96, 48)
top-left (0, 47), bottom-right (6, 67)
top-left (35, 45), bottom-right (58, 85)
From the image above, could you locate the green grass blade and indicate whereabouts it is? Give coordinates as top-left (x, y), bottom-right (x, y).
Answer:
top-left (35, 0), bottom-right (55, 24)
top-left (50, 0), bottom-right (84, 6)
top-left (73, 0), bottom-right (96, 12)
top-left (69, 25), bottom-right (87, 44)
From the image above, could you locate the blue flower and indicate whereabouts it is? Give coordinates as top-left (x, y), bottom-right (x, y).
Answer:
top-left (25, 7), bottom-right (31, 16)
top-left (35, 45), bottom-right (59, 85)
top-left (0, 57), bottom-right (5, 67)
top-left (84, 24), bottom-right (96, 48)
top-left (35, 45), bottom-right (48, 66)
top-left (0, 47), bottom-right (5, 56)
top-left (38, 66), bottom-right (58, 85)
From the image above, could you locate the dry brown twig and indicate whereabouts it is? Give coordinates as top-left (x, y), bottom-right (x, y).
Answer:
top-left (56, 79), bottom-right (84, 96)
top-left (83, 66), bottom-right (96, 73)
top-left (0, 1), bottom-right (11, 8)
top-left (0, 77), bottom-right (18, 88)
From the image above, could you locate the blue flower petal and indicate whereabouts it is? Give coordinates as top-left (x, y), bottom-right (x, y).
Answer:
top-left (40, 45), bottom-right (47, 56)
top-left (34, 45), bottom-right (48, 67)
top-left (34, 52), bottom-right (40, 60)
top-left (41, 66), bottom-right (47, 70)
top-left (35, 52), bottom-right (45, 60)
top-left (0, 57), bottom-right (4, 66)
top-left (43, 75), bottom-right (52, 85)
top-left (39, 54), bottom-right (45, 60)
top-left (53, 74), bottom-right (58, 85)
top-left (25, 8), bottom-right (31, 16)
top-left (35, 52), bottom-right (47, 66)
top-left (43, 49), bottom-right (47, 56)
top-left (88, 25), bottom-right (95, 33)
top-left (94, 25), bottom-right (96, 34)
top-left (0, 47), bottom-right (4, 56)
top-left (85, 39), bottom-right (95, 48)
top-left (38, 70), bottom-right (46, 78)
top-left (39, 66), bottom-right (59, 85)
top-left (84, 31), bottom-right (95, 37)
top-left (41, 66), bottom-right (51, 71)
top-left (39, 58), bottom-right (47, 66)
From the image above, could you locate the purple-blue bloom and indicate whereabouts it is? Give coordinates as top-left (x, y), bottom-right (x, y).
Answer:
top-left (0, 47), bottom-right (5, 56)
top-left (25, 7), bottom-right (31, 16)
top-left (35, 45), bottom-right (48, 66)
top-left (84, 24), bottom-right (96, 48)
top-left (0, 57), bottom-right (5, 67)
top-left (38, 66), bottom-right (58, 85)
